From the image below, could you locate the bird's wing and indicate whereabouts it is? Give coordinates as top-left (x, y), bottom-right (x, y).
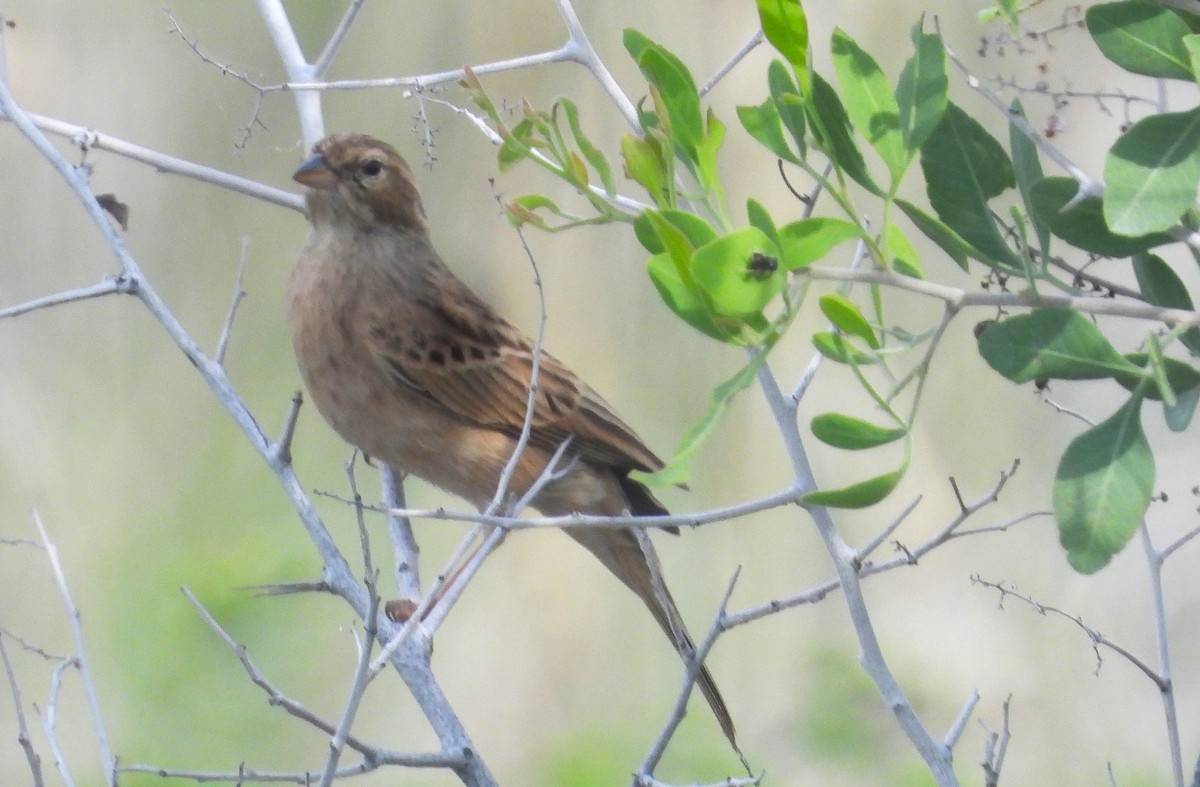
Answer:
top-left (362, 273), bottom-right (664, 474)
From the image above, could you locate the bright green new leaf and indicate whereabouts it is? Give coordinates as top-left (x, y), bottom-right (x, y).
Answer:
top-left (621, 134), bottom-right (667, 207)
top-left (809, 73), bottom-right (883, 196)
top-left (692, 228), bottom-right (784, 318)
top-left (895, 20), bottom-right (948, 155)
top-left (1186, 34), bottom-right (1200, 80)
top-left (883, 223), bottom-right (924, 278)
top-left (1030, 177), bottom-right (1174, 256)
top-left (738, 100), bottom-right (801, 164)
top-left (646, 252), bottom-right (732, 342)
top-left (895, 198), bottom-right (977, 270)
top-left (559, 98), bottom-right (615, 197)
top-left (811, 412), bottom-right (907, 449)
top-left (636, 45), bottom-right (704, 150)
top-left (921, 102), bottom-right (1022, 270)
top-left (757, 0), bottom-right (810, 93)
top-left (1132, 253), bottom-right (1200, 355)
top-left (819, 293), bottom-right (879, 348)
top-left (1103, 106), bottom-right (1200, 236)
top-left (633, 209), bottom-right (717, 254)
top-left (747, 199), bottom-right (780, 245)
top-left (813, 331), bottom-right (878, 365)
top-left (978, 309), bottom-right (1144, 382)
top-left (803, 465), bottom-right (906, 508)
top-left (1086, 1), bottom-right (1193, 80)
top-left (635, 349), bottom-right (770, 486)
top-left (831, 28), bottom-right (905, 183)
top-left (1054, 396), bottom-right (1155, 573)
top-left (777, 217), bottom-right (861, 269)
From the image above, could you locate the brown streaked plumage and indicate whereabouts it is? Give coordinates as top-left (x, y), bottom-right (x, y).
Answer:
top-left (287, 133), bottom-right (734, 744)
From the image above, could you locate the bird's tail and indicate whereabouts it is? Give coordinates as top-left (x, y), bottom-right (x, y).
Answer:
top-left (564, 524), bottom-right (737, 746)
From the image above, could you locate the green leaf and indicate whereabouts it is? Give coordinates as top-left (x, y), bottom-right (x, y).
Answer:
top-left (757, 0), bottom-right (810, 93)
top-left (1186, 34), bottom-right (1200, 79)
top-left (635, 44), bottom-right (704, 150)
top-left (621, 134), bottom-right (667, 206)
top-left (1132, 253), bottom-right (1200, 354)
top-left (920, 102), bottom-right (1022, 269)
top-left (738, 100), bottom-right (801, 163)
top-left (884, 223), bottom-right (925, 278)
top-left (646, 253), bottom-right (735, 342)
top-left (1086, 1), bottom-right (1194, 80)
top-left (691, 228), bottom-right (784, 318)
top-left (776, 217), bottom-right (861, 269)
top-left (634, 209), bottom-right (717, 254)
top-left (1054, 396), bottom-right (1155, 573)
top-left (1009, 99), bottom-right (1051, 262)
top-left (634, 350), bottom-right (769, 486)
top-left (559, 98), bottom-right (615, 197)
top-left (1103, 106), bottom-right (1200, 236)
top-left (896, 20), bottom-right (949, 155)
top-left (895, 198), bottom-right (977, 270)
top-left (813, 331), bottom-right (878, 365)
top-left (1165, 383), bottom-right (1200, 431)
top-left (819, 293), bottom-right (879, 348)
top-left (1029, 177), bottom-right (1174, 256)
top-left (803, 465), bottom-right (906, 508)
top-left (809, 73), bottom-right (883, 196)
top-left (831, 28), bottom-right (905, 183)
top-left (747, 198), bottom-right (780, 245)
top-left (623, 28), bottom-right (654, 63)
top-left (767, 60), bottom-right (807, 155)
top-left (811, 412), bottom-right (907, 449)
top-left (978, 309), bottom-right (1144, 382)
top-left (1116, 351), bottom-right (1200, 401)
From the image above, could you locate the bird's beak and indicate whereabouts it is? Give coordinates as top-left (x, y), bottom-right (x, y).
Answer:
top-left (293, 154), bottom-right (339, 190)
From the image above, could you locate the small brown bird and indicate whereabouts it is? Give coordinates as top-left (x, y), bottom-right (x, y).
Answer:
top-left (287, 133), bottom-right (734, 744)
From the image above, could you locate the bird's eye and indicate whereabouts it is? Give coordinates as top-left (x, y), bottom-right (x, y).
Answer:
top-left (360, 159), bottom-right (384, 177)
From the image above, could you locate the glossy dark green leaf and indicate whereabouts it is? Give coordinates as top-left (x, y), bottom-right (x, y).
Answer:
top-left (1010, 99), bottom-right (1051, 262)
top-left (978, 309), bottom-right (1143, 382)
top-left (1104, 106), bottom-right (1200, 235)
top-left (895, 198), bottom-right (977, 270)
top-left (920, 102), bottom-right (1022, 269)
top-left (1029, 177), bottom-right (1174, 256)
top-left (1116, 351), bottom-right (1200, 401)
top-left (1086, 1), bottom-right (1194, 80)
top-left (1132, 253), bottom-right (1200, 354)
top-left (831, 28), bottom-right (905, 183)
top-left (809, 72), bottom-right (883, 196)
top-left (1054, 396), bottom-right (1154, 573)
top-left (896, 20), bottom-right (948, 153)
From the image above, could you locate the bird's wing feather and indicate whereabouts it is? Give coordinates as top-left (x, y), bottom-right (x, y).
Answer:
top-left (363, 273), bottom-right (664, 474)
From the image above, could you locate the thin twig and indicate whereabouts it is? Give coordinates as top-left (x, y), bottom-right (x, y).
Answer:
top-left (0, 634), bottom-right (45, 786)
top-left (33, 511), bottom-right (114, 785)
top-left (214, 236), bottom-right (250, 366)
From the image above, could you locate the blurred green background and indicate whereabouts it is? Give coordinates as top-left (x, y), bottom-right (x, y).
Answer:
top-left (0, 2), bottom-right (1196, 785)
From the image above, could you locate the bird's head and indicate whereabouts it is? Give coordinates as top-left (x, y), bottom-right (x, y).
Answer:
top-left (293, 134), bottom-right (428, 233)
